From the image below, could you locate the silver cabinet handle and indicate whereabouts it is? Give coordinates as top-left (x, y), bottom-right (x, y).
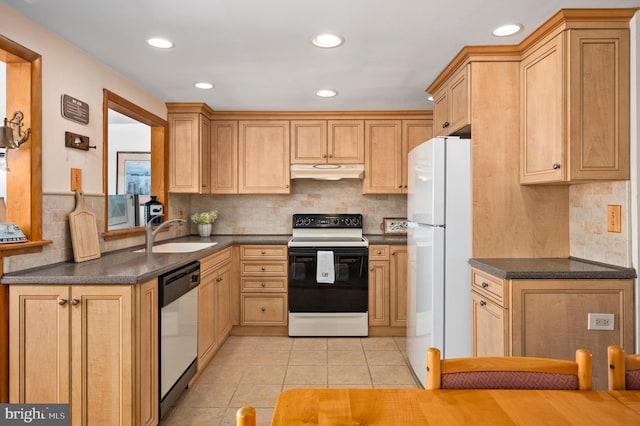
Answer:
top-left (58, 299), bottom-right (68, 305)
top-left (70, 299), bottom-right (80, 305)
top-left (552, 163), bottom-right (561, 170)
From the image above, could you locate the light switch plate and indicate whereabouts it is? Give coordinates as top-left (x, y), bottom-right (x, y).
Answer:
top-left (607, 205), bottom-right (622, 233)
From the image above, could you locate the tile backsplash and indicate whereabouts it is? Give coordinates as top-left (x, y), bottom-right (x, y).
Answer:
top-left (569, 181), bottom-right (631, 267)
top-left (189, 180), bottom-right (407, 235)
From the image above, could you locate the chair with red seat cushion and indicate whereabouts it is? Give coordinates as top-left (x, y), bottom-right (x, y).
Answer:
top-left (426, 347), bottom-right (592, 390)
top-left (608, 345), bottom-right (640, 390)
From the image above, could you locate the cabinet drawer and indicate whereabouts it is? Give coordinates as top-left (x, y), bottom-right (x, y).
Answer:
top-left (241, 277), bottom-right (287, 292)
top-left (241, 294), bottom-right (287, 325)
top-left (200, 247), bottom-right (232, 275)
top-left (471, 268), bottom-right (507, 307)
top-left (240, 245), bottom-right (287, 260)
top-left (369, 245), bottom-right (389, 260)
top-left (240, 261), bottom-right (287, 276)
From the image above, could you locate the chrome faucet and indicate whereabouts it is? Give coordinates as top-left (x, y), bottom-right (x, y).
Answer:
top-left (145, 215), bottom-right (186, 253)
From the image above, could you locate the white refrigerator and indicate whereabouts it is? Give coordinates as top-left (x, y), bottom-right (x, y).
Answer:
top-left (406, 136), bottom-right (472, 387)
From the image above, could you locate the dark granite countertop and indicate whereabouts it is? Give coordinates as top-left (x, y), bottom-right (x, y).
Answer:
top-left (1, 234), bottom-right (290, 285)
top-left (469, 257), bottom-right (637, 280)
top-left (365, 234), bottom-right (407, 245)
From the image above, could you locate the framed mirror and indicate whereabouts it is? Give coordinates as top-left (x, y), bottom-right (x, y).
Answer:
top-left (103, 89), bottom-right (168, 238)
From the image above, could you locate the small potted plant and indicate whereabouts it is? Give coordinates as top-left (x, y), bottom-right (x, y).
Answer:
top-left (191, 210), bottom-right (219, 237)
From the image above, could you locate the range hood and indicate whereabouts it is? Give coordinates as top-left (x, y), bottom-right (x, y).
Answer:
top-left (290, 164), bottom-right (364, 180)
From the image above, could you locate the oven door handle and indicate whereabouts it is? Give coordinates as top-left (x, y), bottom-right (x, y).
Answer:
top-left (288, 248), bottom-right (368, 257)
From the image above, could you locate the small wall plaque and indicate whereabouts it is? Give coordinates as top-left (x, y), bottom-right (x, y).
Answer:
top-left (61, 94), bottom-right (89, 125)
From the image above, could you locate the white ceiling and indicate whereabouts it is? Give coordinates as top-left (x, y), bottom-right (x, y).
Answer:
top-left (4, 0), bottom-right (640, 111)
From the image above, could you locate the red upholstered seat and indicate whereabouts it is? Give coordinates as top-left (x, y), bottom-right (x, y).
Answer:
top-left (426, 347), bottom-right (592, 391)
top-left (441, 370), bottom-right (579, 390)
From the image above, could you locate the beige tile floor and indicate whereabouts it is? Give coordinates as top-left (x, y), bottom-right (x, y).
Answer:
top-left (161, 335), bottom-right (421, 426)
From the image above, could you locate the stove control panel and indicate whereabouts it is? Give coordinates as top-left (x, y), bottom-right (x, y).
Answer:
top-left (293, 214), bottom-right (362, 228)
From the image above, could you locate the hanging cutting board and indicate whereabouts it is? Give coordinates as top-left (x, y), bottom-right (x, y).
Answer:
top-left (69, 190), bottom-right (101, 262)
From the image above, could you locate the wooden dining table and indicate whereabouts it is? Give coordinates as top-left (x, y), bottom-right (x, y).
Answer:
top-left (271, 388), bottom-right (640, 425)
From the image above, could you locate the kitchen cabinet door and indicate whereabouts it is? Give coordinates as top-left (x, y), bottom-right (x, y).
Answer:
top-left (363, 120), bottom-right (402, 194)
top-left (520, 28), bottom-right (630, 184)
top-left (401, 120), bottom-right (433, 192)
top-left (432, 65), bottom-right (470, 137)
top-left (389, 246), bottom-right (408, 327)
top-left (239, 121), bottom-right (290, 194)
top-left (216, 261), bottom-right (233, 343)
top-left (210, 120), bottom-right (239, 194)
top-left (10, 283), bottom-right (153, 426)
top-left (169, 112), bottom-right (211, 193)
top-left (198, 270), bottom-right (218, 369)
top-left (328, 120), bottom-right (365, 163)
top-left (368, 260), bottom-right (390, 326)
top-left (290, 120), bottom-right (327, 164)
top-left (471, 291), bottom-right (508, 357)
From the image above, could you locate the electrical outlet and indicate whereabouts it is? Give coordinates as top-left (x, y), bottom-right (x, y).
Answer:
top-left (588, 313), bottom-right (614, 331)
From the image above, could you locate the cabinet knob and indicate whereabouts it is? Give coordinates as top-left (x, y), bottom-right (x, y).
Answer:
top-left (261, 307), bottom-right (266, 312)
top-left (392, 252), bottom-right (396, 256)
top-left (261, 250), bottom-right (266, 254)
top-left (442, 121), bottom-right (450, 129)
top-left (261, 266), bottom-right (266, 271)
top-left (261, 282), bottom-right (266, 287)
top-left (376, 250), bottom-right (382, 255)
top-left (329, 154), bottom-right (333, 158)
top-left (481, 282), bottom-right (489, 288)
top-left (323, 154), bottom-right (328, 159)
top-left (479, 300), bottom-right (486, 307)
top-left (58, 298), bottom-right (68, 305)
top-left (552, 163), bottom-right (561, 170)
top-left (398, 185), bottom-right (402, 188)
top-left (216, 277), bottom-right (222, 283)
top-left (70, 298), bottom-right (80, 305)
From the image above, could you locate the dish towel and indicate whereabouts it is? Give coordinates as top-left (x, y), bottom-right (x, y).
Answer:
top-left (316, 251), bottom-right (335, 284)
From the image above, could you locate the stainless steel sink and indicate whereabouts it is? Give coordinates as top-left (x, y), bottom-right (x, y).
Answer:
top-left (133, 241), bottom-right (218, 253)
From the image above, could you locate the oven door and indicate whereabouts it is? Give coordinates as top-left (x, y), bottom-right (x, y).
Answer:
top-left (288, 246), bottom-right (368, 313)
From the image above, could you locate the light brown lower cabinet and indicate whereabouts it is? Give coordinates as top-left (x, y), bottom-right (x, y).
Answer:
top-left (9, 280), bottom-right (158, 426)
top-left (368, 245), bottom-right (407, 333)
top-left (239, 245), bottom-right (288, 326)
top-left (471, 267), bottom-right (634, 390)
top-left (198, 247), bottom-right (233, 371)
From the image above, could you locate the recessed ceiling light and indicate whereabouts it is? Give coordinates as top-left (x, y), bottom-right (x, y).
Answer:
top-left (147, 38), bottom-right (173, 49)
top-left (312, 33), bottom-right (344, 48)
top-left (316, 89), bottom-right (338, 98)
top-left (427, 95), bottom-right (434, 101)
top-left (492, 24), bottom-right (522, 37)
top-left (195, 82), bottom-right (213, 89)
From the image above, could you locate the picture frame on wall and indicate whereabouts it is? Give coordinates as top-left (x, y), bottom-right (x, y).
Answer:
top-left (381, 217), bottom-right (408, 236)
top-left (116, 151), bottom-right (151, 195)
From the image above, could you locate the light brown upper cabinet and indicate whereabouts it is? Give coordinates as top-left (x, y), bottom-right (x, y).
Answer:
top-left (210, 120), bottom-right (238, 194)
top-left (363, 120), bottom-right (402, 194)
top-left (168, 111), bottom-right (211, 193)
top-left (401, 120), bottom-right (433, 192)
top-left (520, 28), bottom-right (630, 184)
top-left (432, 64), bottom-right (470, 137)
top-left (239, 121), bottom-right (290, 194)
top-left (290, 120), bottom-right (364, 164)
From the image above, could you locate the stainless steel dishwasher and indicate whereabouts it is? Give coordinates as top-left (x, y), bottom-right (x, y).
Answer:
top-left (159, 261), bottom-right (200, 419)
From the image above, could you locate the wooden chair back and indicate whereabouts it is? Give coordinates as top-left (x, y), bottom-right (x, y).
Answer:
top-left (236, 406), bottom-right (256, 426)
top-left (426, 347), bottom-right (592, 390)
top-left (608, 345), bottom-right (640, 390)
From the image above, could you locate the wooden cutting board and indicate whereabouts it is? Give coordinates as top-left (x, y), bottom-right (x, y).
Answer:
top-left (69, 190), bottom-right (101, 262)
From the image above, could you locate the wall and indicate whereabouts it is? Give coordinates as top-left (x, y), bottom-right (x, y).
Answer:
top-left (569, 181), bottom-right (631, 267)
top-left (0, 3), bottom-right (170, 272)
top-left (189, 180), bottom-right (406, 235)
